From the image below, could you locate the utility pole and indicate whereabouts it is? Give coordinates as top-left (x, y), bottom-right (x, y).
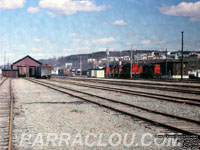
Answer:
top-left (106, 48), bottom-right (109, 77)
top-left (181, 31), bottom-right (184, 81)
top-left (80, 55), bottom-right (82, 76)
top-left (197, 55), bottom-right (199, 78)
top-left (165, 48), bottom-right (168, 78)
top-left (91, 51), bottom-right (94, 69)
top-left (136, 49), bottom-right (138, 65)
top-left (4, 50), bottom-right (6, 69)
top-left (106, 48), bottom-right (109, 68)
top-left (130, 44), bottom-right (133, 79)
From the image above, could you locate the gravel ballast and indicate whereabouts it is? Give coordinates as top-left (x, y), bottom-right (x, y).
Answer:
top-left (44, 79), bottom-right (200, 122)
top-left (12, 79), bottom-right (182, 150)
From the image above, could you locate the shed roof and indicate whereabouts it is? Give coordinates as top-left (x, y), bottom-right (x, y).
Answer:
top-left (12, 55), bottom-right (42, 65)
top-left (2, 69), bottom-right (18, 71)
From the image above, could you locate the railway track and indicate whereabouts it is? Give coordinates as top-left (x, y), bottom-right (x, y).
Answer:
top-left (0, 78), bottom-right (14, 150)
top-left (130, 78), bottom-right (200, 84)
top-left (51, 78), bottom-right (200, 107)
top-left (62, 77), bottom-right (200, 95)
top-left (26, 78), bottom-right (200, 140)
top-left (0, 78), bottom-right (7, 86)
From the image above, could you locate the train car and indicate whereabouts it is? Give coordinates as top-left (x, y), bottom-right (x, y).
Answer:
top-left (36, 64), bottom-right (51, 79)
top-left (120, 63), bottom-right (130, 78)
top-left (113, 64), bottom-right (120, 78)
top-left (132, 64), bottom-right (143, 78)
top-left (111, 65), bottom-right (115, 77)
top-left (104, 66), bottom-right (111, 78)
top-left (154, 64), bottom-right (161, 78)
top-left (120, 63), bottom-right (143, 78)
top-left (58, 69), bottom-right (64, 76)
top-left (141, 64), bottom-right (161, 78)
top-left (105, 63), bottom-right (161, 79)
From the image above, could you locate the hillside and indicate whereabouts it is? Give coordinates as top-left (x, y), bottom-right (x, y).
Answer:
top-left (39, 50), bottom-right (157, 70)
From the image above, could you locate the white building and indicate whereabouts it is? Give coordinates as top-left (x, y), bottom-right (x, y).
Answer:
top-left (88, 59), bottom-right (97, 63)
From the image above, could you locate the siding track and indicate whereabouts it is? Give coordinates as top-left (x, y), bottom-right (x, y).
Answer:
top-left (62, 77), bottom-right (200, 95)
top-left (51, 78), bottom-right (200, 107)
top-left (0, 78), bottom-right (14, 150)
top-left (26, 78), bottom-right (200, 139)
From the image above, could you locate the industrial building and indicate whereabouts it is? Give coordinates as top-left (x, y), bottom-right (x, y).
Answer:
top-left (11, 55), bottom-right (42, 77)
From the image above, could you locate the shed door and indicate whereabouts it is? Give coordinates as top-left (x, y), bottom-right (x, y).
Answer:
top-left (29, 68), bottom-right (33, 77)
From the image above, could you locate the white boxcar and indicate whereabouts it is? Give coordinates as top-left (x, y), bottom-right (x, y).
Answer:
top-left (36, 64), bottom-right (51, 78)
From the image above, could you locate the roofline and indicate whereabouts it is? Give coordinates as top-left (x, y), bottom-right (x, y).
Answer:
top-left (2, 69), bottom-right (18, 71)
top-left (12, 55), bottom-right (42, 65)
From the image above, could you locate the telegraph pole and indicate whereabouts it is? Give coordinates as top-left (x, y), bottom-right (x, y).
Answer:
top-left (106, 48), bottom-right (109, 68)
top-left (181, 31), bottom-right (184, 81)
top-left (106, 48), bottom-right (109, 77)
top-left (130, 44), bottom-right (133, 79)
top-left (80, 55), bottom-right (82, 76)
top-left (197, 54), bottom-right (199, 78)
top-left (165, 48), bottom-right (168, 78)
top-left (4, 50), bottom-right (6, 69)
top-left (136, 50), bottom-right (138, 65)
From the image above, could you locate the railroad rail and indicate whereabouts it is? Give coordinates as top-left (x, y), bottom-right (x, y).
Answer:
top-left (0, 78), bottom-right (14, 150)
top-left (26, 78), bottom-right (200, 139)
top-left (0, 77), bottom-right (7, 86)
top-left (50, 78), bottom-right (200, 107)
top-left (61, 77), bottom-right (200, 95)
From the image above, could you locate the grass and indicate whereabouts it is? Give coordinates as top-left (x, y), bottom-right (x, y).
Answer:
top-left (70, 109), bottom-right (83, 113)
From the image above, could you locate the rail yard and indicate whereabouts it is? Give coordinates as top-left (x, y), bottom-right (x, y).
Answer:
top-left (0, 76), bottom-right (199, 150)
top-left (1, 0), bottom-right (200, 149)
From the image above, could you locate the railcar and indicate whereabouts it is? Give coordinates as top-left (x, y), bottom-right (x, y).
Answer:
top-left (36, 64), bottom-right (51, 79)
top-left (141, 64), bottom-right (161, 78)
top-left (119, 63), bottom-right (143, 78)
top-left (105, 63), bottom-right (161, 79)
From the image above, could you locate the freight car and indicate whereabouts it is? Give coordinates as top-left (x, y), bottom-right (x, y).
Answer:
top-left (105, 63), bottom-right (161, 79)
top-left (140, 64), bottom-right (161, 78)
top-left (36, 64), bottom-right (51, 79)
top-left (120, 63), bottom-right (143, 78)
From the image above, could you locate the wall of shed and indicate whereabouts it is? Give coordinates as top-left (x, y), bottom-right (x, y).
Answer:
top-left (95, 70), bottom-right (105, 78)
top-left (12, 57), bottom-right (41, 77)
top-left (2, 70), bottom-right (18, 78)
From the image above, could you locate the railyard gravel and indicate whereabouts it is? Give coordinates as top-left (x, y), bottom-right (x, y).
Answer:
top-left (70, 77), bottom-right (200, 87)
top-left (12, 79), bottom-right (180, 150)
top-left (57, 78), bottom-right (200, 100)
top-left (45, 79), bottom-right (200, 122)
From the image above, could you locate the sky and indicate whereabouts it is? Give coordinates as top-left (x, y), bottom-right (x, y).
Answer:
top-left (0, 0), bottom-right (200, 65)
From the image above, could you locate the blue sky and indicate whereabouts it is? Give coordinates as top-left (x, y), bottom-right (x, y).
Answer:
top-left (0, 0), bottom-right (200, 64)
